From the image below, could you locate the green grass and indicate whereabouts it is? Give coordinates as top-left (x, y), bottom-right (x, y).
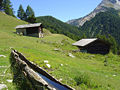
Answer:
top-left (0, 12), bottom-right (120, 90)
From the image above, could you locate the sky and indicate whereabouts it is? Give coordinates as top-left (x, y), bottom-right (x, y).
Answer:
top-left (10, 0), bottom-right (102, 22)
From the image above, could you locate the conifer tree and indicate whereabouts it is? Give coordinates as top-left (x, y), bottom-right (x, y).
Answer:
top-left (17, 4), bottom-right (26, 20)
top-left (26, 5), bottom-right (36, 23)
top-left (2, 0), bottom-right (14, 16)
top-left (0, 0), bottom-right (3, 10)
top-left (81, 33), bottom-right (87, 39)
top-left (27, 14), bottom-right (36, 23)
top-left (26, 5), bottom-right (34, 18)
top-left (108, 34), bottom-right (118, 54)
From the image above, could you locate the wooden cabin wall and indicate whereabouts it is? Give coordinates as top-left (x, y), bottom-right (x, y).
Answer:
top-left (26, 27), bottom-right (38, 34)
top-left (85, 41), bottom-right (110, 54)
top-left (78, 40), bottom-right (110, 55)
top-left (16, 28), bottom-right (27, 35)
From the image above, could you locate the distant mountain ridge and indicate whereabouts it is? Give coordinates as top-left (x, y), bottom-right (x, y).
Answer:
top-left (81, 9), bottom-right (120, 46)
top-left (36, 16), bottom-right (82, 40)
top-left (67, 0), bottom-right (120, 26)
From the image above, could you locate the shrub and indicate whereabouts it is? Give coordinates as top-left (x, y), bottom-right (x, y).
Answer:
top-left (74, 72), bottom-right (101, 88)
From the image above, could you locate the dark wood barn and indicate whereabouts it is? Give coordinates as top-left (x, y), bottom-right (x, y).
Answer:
top-left (72, 38), bottom-right (111, 55)
top-left (15, 23), bottom-right (43, 38)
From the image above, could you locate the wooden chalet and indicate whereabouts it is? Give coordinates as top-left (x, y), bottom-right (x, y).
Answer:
top-left (72, 38), bottom-right (111, 55)
top-left (15, 23), bottom-right (43, 38)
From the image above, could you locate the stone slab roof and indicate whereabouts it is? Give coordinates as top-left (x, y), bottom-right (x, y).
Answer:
top-left (15, 23), bottom-right (42, 29)
top-left (72, 38), bottom-right (98, 47)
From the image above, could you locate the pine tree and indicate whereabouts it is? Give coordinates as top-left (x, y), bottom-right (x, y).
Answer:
top-left (81, 33), bottom-right (87, 39)
top-left (108, 34), bottom-right (118, 54)
top-left (26, 5), bottom-right (36, 23)
top-left (26, 5), bottom-right (34, 18)
top-left (27, 14), bottom-right (36, 23)
top-left (17, 4), bottom-right (26, 20)
top-left (2, 0), bottom-right (14, 16)
top-left (0, 0), bottom-right (3, 10)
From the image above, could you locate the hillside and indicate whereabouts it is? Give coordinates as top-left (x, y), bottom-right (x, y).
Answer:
top-left (81, 9), bottom-right (120, 46)
top-left (36, 16), bottom-right (81, 40)
top-left (0, 11), bottom-right (27, 89)
top-left (0, 12), bottom-right (120, 90)
top-left (67, 0), bottom-right (120, 26)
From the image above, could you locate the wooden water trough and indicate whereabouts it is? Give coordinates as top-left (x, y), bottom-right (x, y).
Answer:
top-left (10, 49), bottom-right (74, 90)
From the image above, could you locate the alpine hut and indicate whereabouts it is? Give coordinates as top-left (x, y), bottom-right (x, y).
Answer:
top-left (15, 23), bottom-right (43, 38)
top-left (72, 38), bottom-right (111, 55)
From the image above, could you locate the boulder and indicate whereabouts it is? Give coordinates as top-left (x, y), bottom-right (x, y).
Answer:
top-left (46, 64), bottom-right (51, 68)
top-left (68, 53), bottom-right (75, 58)
top-left (0, 55), bottom-right (6, 58)
top-left (44, 60), bottom-right (49, 63)
top-left (0, 84), bottom-right (7, 90)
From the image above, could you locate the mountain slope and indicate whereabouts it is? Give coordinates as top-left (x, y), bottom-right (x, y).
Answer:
top-left (81, 9), bottom-right (120, 45)
top-left (67, 0), bottom-right (120, 26)
top-left (0, 11), bottom-right (27, 90)
top-left (0, 11), bottom-right (120, 90)
top-left (36, 16), bottom-right (81, 40)
top-left (0, 11), bottom-right (76, 89)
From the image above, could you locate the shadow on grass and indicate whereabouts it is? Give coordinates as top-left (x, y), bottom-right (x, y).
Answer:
top-left (9, 53), bottom-right (34, 90)
top-left (9, 52), bottom-right (47, 90)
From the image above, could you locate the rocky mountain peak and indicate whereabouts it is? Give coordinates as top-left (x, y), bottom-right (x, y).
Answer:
top-left (67, 0), bottom-right (120, 26)
top-left (100, 0), bottom-right (120, 9)
top-left (107, 0), bottom-right (120, 4)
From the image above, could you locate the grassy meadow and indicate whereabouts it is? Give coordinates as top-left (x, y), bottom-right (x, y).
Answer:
top-left (0, 12), bottom-right (120, 90)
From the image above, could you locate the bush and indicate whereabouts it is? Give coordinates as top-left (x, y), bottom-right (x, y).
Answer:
top-left (74, 72), bottom-right (101, 88)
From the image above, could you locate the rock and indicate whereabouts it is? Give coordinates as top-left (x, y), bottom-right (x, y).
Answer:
top-left (0, 66), bottom-right (7, 68)
top-left (44, 60), bottom-right (49, 63)
top-left (54, 48), bottom-right (60, 51)
top-left (0, 84), bottom-right (7, 90)
top-left (59, 78), bottom-right (62, 82)
top-left (60, 64), bottom-right (63, 66)
top-left (0, 75), bottom-right (5, 77)
top-left (53, 88), bottom-right (56, 90)
top-left (6, 80), bottom-right (12, 83)
top-left (113, 74), bottom-right (117, 77)
top-left (67, 0), bottom-right (120, 26)
top-left (46, 64), bottom-right (51, 68)
top-left (68, 53), bottom-right (75, 58)
top-left (0, 55), bottom-right (6, 58)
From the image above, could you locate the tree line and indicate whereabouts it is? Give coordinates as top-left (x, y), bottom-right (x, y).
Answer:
top-left (0, 0), bottom-right (36, 23)
top-left (17, 5), bottom-right (36, 23)
top-left (0, 0), bottom-right (14, 16)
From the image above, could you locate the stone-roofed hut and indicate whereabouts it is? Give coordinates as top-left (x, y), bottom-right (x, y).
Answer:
top-left (15, 23), bottom-right (43, 38)
top-left (72, 38), bottom-right (111, 55)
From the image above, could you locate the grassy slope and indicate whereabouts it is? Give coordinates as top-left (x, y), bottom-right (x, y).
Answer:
top-left (0, 12), bottom-right (120, 90)
top-left (0, 12), bottom-right (27, 89)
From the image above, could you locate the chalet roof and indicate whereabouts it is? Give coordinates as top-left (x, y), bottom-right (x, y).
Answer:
top-left (15, 23), bottom-right (42, 29)
top-left (72, 38), bottom-right (98, 47)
